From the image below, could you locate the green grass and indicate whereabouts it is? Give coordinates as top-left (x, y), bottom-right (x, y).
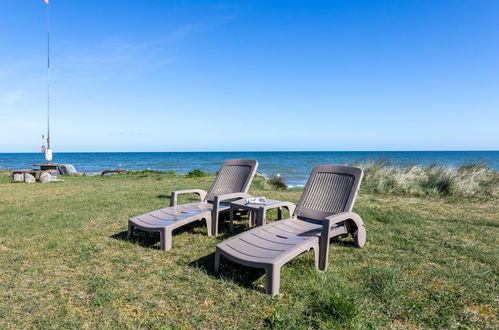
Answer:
top-left (0, 170), bottom-right (497, 328)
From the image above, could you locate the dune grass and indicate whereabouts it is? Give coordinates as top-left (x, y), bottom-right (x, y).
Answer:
top-left (0, 170), bottom-right (497, 328)
top-left (360, 161), bottom-right (499, 199)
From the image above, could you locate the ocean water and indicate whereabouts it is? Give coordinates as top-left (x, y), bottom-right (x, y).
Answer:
top-left (0, 151), bottom-right (497, 186)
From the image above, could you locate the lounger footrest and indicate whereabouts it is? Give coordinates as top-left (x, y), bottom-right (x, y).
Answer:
top-left (128, 202), bottom-right (214, 251)
top-left (215, 218), bottom-right (322, 296)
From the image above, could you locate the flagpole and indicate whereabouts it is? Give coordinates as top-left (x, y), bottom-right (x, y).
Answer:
top-left (46, 0), bottom-right (51, 151)
top-left (44, 0), bottom-right (53, 164)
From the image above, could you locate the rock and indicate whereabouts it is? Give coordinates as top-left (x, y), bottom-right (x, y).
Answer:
top-left (24, 173), bottom-right (36, 183)
top-left (40, 172), bottom-right (52, 183)
top-left (69, 172), bottom-right (84, 177)
top-left (13, 173), bottom-right (24, 182)
top-left (60, 164), bottom-right (78, 175)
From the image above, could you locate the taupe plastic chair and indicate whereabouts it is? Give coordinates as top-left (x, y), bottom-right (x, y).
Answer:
top-left (128, 159), bottom-right (258, 250)
top-left (214, 165), bottom-right (366, 296)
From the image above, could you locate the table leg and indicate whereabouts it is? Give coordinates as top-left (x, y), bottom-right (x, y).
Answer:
top-left (229, 207), bottom-right (234, 232)
top-left (258, 207), bottom-right (266, 226)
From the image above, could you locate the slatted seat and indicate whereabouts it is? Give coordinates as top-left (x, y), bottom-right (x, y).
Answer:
top-left (215, 165), bottom-right (366, 296)
top-left (128, 159), bottom-right (258, 251)
top-left (220, 219), bottom-right (321, 264)
top-left (131, 203), bottom-right (213, 227)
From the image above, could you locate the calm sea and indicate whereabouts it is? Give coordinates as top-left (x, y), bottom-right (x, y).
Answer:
top-left (0, 151), bottom-right (497, 186)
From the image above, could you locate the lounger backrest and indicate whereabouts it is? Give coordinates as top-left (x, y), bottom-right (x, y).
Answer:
top-left (205, 159), bottom-right (258, 202)
top-left (295, 165), bottom-right (363, 221)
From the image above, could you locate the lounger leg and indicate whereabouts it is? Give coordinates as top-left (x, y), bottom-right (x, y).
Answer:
top-left (265, 265), bottom-right (281, 296)
top-left (318, 245), bottom-right (329, 271)
top-left (214, 250), bottom-right (221, 274)
top-left (205, 216), bottom-right (213, 237)
top-left (313, 247), bottom-right (320, 269)
top-left (159, 229), bottom-right (172, 251)
top-left (211, 211), bottom-right (219, 237)
top-left (319, 220), bottom-right (332, 271)
top-left (229, 208), bottom-right (234, 233)
top-left (127, 223), bottom-right (134, 240)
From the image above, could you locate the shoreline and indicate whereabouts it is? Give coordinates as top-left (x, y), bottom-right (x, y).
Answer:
top-left (2, 151), bottom-right (499, 186)
top-left (2, 161), bottom-right (497, 200)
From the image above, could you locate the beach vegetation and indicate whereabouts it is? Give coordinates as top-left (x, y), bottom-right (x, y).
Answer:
top-left (268, 176), bottom-right (288, 191)
top-left (358, 161), bottom-right (498, 199)
top-left (186, 169), bottom-right (207, 178)
top-left (248, 175), bottom-right (273, 191)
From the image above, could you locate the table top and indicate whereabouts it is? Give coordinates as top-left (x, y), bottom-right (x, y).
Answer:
top-left (230, 198), bottom-right (294, 209)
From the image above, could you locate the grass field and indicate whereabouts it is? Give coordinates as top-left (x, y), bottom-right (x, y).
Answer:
top-left (0, 170), bottom-right (497, 328)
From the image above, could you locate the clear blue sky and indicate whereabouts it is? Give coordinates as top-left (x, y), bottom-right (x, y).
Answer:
top-left (0, 0), bottom-right (498, 152)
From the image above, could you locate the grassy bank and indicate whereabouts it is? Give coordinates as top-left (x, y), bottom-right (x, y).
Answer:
top-left (0, 170), bottom-right (497, 328)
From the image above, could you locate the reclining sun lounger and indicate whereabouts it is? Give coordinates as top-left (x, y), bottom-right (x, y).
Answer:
top-left (128, 159), bottom-right (258, 250)
top-left (214, 165), bottom-right (366, 296)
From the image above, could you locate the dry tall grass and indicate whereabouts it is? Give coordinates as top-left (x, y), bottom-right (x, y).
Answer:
top-left (359, 161), bottom-right (498, 199)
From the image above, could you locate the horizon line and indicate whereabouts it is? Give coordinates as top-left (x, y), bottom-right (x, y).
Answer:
top-left (1, 150), bottom-right (498, 154)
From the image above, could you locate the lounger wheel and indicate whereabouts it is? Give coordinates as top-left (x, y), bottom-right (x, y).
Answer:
top-left (353, 225), bottom-right (366, 248)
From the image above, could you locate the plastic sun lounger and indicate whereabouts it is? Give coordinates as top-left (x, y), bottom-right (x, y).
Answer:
top-left (128, 159), bottom-right (258, 250)
top-left (214, 165), bottom-right (366, 296)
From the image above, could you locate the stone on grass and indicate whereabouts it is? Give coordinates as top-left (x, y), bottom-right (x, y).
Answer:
top-left (40, 172), bottom-right (52, 183)
top-left (60, 164), bottom-right (77, 175)
top-left (24, 173), bottom-right (36, 183)
top-left (13, 173), bottom-right (24, 182)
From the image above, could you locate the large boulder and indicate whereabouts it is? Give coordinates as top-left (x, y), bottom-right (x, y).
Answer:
top-left (24, 173), bottom-right (36, 183)
top-left (40, 172), bottom-right (52, 183)
top-left (13, 173), bottom-right (24, 182)
top-left (60, 164), bottom-right (78, 175)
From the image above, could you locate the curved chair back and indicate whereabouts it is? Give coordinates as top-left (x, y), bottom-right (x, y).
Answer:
top-left (205, 159), bottom-right (258, 201)
top-left (294, 165), bottom-right (363, 221)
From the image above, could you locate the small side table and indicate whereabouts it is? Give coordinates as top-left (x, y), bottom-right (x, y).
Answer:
top-left (229, 199), bottom-right (296, 232)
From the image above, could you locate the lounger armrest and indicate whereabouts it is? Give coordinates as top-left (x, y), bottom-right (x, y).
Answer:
top-left (170, 189), bottom-right (207, 207)
top-left (212, 192), bottom-right (251, 204)
top-left (318, 212), bottom-right (365, 271)
top-left (210, 192), bottom-right (252, 236)
top-left (324, 212), bottom-right (362, 227)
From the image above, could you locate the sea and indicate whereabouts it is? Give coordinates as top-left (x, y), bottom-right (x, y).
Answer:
top-left (1, 151), bottom-right (497, 186)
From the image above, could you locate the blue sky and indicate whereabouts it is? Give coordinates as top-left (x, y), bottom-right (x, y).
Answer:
top-left (0, 0), bottom-right (498, 152)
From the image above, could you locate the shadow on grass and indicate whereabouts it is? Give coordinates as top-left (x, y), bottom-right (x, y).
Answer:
top-left (156, 194), bottom-right (170, 201)
top-left (189, 252), bottom-right (266, 291)
top-left (187, 215), bottom-right (266, 291)
top-left (110, 230), bottom-right (162, 250)
top-left (109, 220), bottom-right (212, 250)
top-left (110, 231), bottom-right (128, 241)
top-left (329, 238), bottom-right (357, 248)
top-left (215, 222), bottom-right (249, 239)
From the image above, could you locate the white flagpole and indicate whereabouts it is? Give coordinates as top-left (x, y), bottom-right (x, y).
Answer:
top-left (45, 0), bottom-right (53, 163)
